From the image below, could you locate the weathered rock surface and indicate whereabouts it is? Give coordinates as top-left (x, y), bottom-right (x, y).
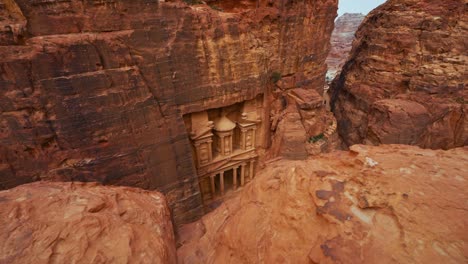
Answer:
top-left (0, 0), bottom-right (337, 225)
top-left (267, 87), bottom-right (340, 160)
top-left (0, 182), bottom-right (176, 263)
top-left (0, 0), bottom-right (25, 45)
top-left (177, 144), bottom-right (468, 263)
top-left (325, 13), bottom-right (364, 78)
top-left (331, 0), bottom-right (467, 149)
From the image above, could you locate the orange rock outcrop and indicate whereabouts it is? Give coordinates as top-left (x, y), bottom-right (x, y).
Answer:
top-left (331, 0), bottom-right (467, 149)
top-left (0, 182), bottom-right (176, 263)
top-left (177, 144), bottom-right (468, 263)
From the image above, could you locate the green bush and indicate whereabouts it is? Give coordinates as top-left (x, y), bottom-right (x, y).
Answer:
top-left (210, 5), bottom-right (223, 11)
top-left (271, 71), bottom-right (282, 83)
top-left (455, 97), bottom-right (466, 104)
top-left (309, 133), bottom-right (325, 143)
top-left (183, 0), bottom-right (203, 5)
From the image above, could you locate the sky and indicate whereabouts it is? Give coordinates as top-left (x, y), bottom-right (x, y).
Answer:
top-left (338, 0), bottom-right (387, 16)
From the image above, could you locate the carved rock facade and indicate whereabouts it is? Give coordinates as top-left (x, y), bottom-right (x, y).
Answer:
top-left (184, 97), bottom-right (262, 208)
top-left (0, 0), bottom-right (338, 225)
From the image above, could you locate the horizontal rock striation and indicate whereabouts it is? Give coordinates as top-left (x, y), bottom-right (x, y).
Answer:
top-left (0, 182), bottom-right (176, 263)
top-left (325, 13), bottom-right (364, 78)
top-left (0, 0), bottom-right (337, 225)
top-left (177, 144), bottom-right (468, 263)
top-left (331, 0), bottom-right (467, 149)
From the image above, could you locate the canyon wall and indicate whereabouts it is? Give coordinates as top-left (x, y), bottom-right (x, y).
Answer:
top-left (331, 0), bottom-right (467, 149)
top-left (177, 144), bottom-right (468, 263)
top-left (0, 182), bottom-right (176, 263)
top-left (325, 13), bottom-right (364, 78)
top-left (0, 0), bottom-right (337, 225)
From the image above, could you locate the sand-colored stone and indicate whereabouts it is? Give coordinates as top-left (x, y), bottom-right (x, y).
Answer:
top-left (177, 144), bottom-right (468, 263)
top-left (0, 182), bottom-right (176, 264)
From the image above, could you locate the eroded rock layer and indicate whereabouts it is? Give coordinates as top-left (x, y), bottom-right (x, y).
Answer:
top-left (331, 0), bottom-right (467, 149)
top-left (0, 0), bottom-right (337, 225)
top-left (177, 144), bottom-right (468, 263)
top-left (0, 182), bottom-right (176, 264)
top-left (325, 13), bottom-right (364, 78)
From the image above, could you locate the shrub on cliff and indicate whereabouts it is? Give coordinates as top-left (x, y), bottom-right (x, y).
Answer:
top-left (309, 133), bottom-right (325, 143)
top-left (271, 71), bottom-right (282, 83)
top-left (183, 0), bottom-right (203, 5)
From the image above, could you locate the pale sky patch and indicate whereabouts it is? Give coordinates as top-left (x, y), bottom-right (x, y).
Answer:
top-left (338, 0), bottom-right (387, 16)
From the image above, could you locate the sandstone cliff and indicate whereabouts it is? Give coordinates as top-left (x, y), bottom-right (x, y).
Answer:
top-left (325, 13), bottom-right (364, 79)
top-left (0, 0), bottom-right (337, 225)
top-left (0, 182), bottom-right (176, 263)
top-left (177, 144), bottom-right (468, 263)
top-left (331, 0), bottom-right (467, 149)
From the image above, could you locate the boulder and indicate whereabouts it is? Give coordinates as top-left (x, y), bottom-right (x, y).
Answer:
top-left (0, 182), bottom-right (176, 264)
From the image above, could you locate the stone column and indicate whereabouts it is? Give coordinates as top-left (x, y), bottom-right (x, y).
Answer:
top-left (241, 163), bottom-right (246, 186)
top-left (233, 166), bottom-right (238, 190)
top-left (220, 171), bottom-right (224, 195)
top-left (241, 129), bottom-right (246, 150)
top-left (220, 135), bottom-right (225, 156)
top-left (223, 134), bottom-right (232, 155)
top-left (252, 128), bottom-right (257, 148)
top-left (207, 140), bottom-right (213, 161)
top-left (249, 160), bottom-right (255, 180)
top-left (194, 143), bottom-right (201, 166)
top-left (210, 175), bottom-right (215, 197)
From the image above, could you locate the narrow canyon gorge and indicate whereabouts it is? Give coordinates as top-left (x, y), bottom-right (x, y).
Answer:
top-left (0, 0), bottom-right (466, 263)
top-left (325, 12), bottom-right (365, 79)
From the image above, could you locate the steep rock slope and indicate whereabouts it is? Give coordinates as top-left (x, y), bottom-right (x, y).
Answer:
top-left (177, 144), bottom-right (468, 263)
top-left (325, 13), bottom-right (365, 78)
top-left (331, 0), bottom-right (467, 149)
top-left (0, 182), bottom-right (176, 263)
top-left (0, 0), bottom-right (337, 225)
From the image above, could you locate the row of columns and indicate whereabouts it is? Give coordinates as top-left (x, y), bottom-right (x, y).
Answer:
top-left (209, 160), bottom-right (255, 197)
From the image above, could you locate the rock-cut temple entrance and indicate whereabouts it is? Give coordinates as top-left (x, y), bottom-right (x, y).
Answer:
top-left (183, 96), bottom-right (263, 207)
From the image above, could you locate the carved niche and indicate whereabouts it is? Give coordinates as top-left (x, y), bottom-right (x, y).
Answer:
top-left (189, 111), bottom-right (214, 167)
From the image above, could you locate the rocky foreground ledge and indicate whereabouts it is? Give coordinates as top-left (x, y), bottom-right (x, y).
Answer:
top-left (0, 182), bottom-right (177, 263)
top-left (178, 144), bottom-right (467, 263)
top-left (1, 145), bottom-right (466, 263)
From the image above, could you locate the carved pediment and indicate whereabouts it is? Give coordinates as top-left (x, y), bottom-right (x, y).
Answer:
top-left (190, 126), bottom-right (214, 141)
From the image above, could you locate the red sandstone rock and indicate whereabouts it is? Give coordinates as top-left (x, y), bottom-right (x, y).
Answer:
top-left (266, 87), bottom-right (340, 160)
top-left (177, 144), bottom-right (468, 263)
top-left (331, 0), bottom-right (467, 149)
top-left (0, 182), bottom-right (176, 263)
top-left (0, 0), bottom-right (25, 45)
top-left (0, 0), bottom-right (338, 225)
top-left (325, 13), bottom-right (364, 78)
